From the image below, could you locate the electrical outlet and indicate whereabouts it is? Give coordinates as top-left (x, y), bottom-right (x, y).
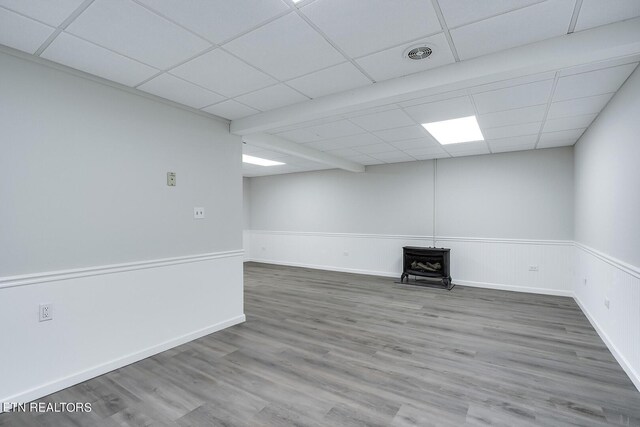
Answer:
top-left (604, 298), bottom-right (610, 309)
top-left (529, 265), bottom-right (539, 272)
top-left (167, 172), bottom-right (176, 186)
top-left (193, 207), bottom-right (205, 219)
top-left (39, 304), bottom-right (53, 322)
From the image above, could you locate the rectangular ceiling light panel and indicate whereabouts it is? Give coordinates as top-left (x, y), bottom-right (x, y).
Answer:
top-left (422, 116), bottom-right (484, 145)
top-left (242, 154), bottom-right (285, 166)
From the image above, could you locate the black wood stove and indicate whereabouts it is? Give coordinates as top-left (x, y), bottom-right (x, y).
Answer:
top-left (401, 246), bottom-right (452, 289)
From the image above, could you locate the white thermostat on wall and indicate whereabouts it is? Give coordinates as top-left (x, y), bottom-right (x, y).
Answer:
top-left (167, 172), bottom-right (176, 186)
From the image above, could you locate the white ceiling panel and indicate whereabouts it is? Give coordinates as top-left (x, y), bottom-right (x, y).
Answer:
top-left (42, 32), bottom-right (158, 87)
top-left (202, 99), bottom-right (259, 119)
top-left (404, 96), bottom-right (475, 123)
top-left (542, 114), bottom-right (597, 133)
top-left (343, 154), bottom-right (382, 165)
top-left (483, 122), bottom-right (542, 139)
top-left (325, 148), bottom-right (364, 158)
top-left (538, 128), bottom-right (585, 146)
top-left (546, 93), bottom-right (613, 119)
top-left (137, 73), bottom-right (225, 108)
top-left (304, 119), bottom-right (366, 139)
top-left (369, 151), bottom-right (415, 163)
top-left (224, 12), bottom-right (344, 80)
top-left (171, 49), bottom-right (276, 97)
top-left (0, 7), bottom-right (54, 54)
top-left (487, 134), bottom-right (537, 153)
top-left (472, 79), bottom-right (553, 113)
top-left (301, 0), bottom-right (441, 57)
top-left (390, 138), bottom-right (439, 151)
top-left (66, 0), bottom-right (210, 69)
top-left (398, 88), bottom-right (469, 109)
top-left (444, 141), bottom-right (490, 155)
top-left (311, 133), bottom-right (383, 149)
top-left (305, 139), bottom-right (353, 151)
top-left (410, 151), bottom-right (451, 160)
top-left (553, 63), bottom-right (638, 101)
top-left (0, 0), bottom-right (84, 26)
top-left (574, 0), bottom-right (640, 32)
top-left (438, 0), bottom-right (544, 28)
top-left (450, 0), bottom-right (575, 60)
top-left (348, 109), bottom-right (414, 132)
top-left (136, 0), bottom-right (289, 44)
top-left (353, 143), bottom-right (398, 154)
top-left (537, 138), bottom-right (577, 148)
top-left (404, 145), bottom-right (450, 157)
top-left (286, 62), bottom-right (371, 99)
top-left (477, 105), bottom-right (546, 128)
top-left (235, 84), bottom-right (308, 111)
top-left (374, 125), bottom-right (430, 142)
top-left (356, 33), bottom-right (456, 82)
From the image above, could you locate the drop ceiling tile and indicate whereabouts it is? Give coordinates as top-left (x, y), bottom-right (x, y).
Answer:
top-left (341, 104), bottom-right (399, 119)
top-left (477, 105), bottom-right (546, 128)
top-left (411, 151), bottom-right (451, 160)
top-left (546, 93), bottom-right (613, 119)
top-left (404, 96), bottom-right (475, 123)
top-left (66, 0), bottom-right (211, 69)
top-left (447, 146), bottom-right (491, 157)
top-left (574, 0), bottom-right (640, 32)
top-left (136, 0), bottom-right (289, 44)
top-left (305, 139), bottom-right (351, 151)
top-left (42, 32), bottom-right (158, 87)
top-left (552, 63), bottom-right (638, 101)
top-left (356, 33), bottom-right (455, 82)
top-left (286, 62), bottom-right (372, 98)
top-left (472, 79), bottom-right (553, 114)
top-left (348, 109), bottom-right (414, 132)
top-left (224, 12), bottom-right (344, 80)
top-left (543, 114), bottom-right (597, 132)
top-left (301, 0), bottom-right (440, 57)
top-left (404, 145), bottom-right (450, 157)
top-left (438, 0), bottom-right (544, 28)
top-left (325, 148), bottom-right (363, 158)
top-left (467, 71), bottom-right (557, 95)
top-left (276, 129), bottom-right (324, 143)
top-left (0, 0), bottom-right (84, 26)
top-left (354, 143), bottom-right (398, 154)
top-left (482, 122), bottom-right (542, 139)
top-left (374, 125), bottom-right (430, 142)
top-left (369, 151), bottom-right (415, 163)
top-left (398, 89), bottom-right (469, 109)
top-left (345, 155), bottom-right (382, 165)
top-left (536, 138), bottom-right (577, 148)
top-left (202, 99), bottom-right (259, 120)
top-left (235, 84), bottom-right (308, 111)
top-left (324, 133), bottom-right (383, 148)
top-left (137, 73), bottom-right (225, 108)
top-left (538, 128), bottom-right (585, 146)
top-left (304, 119), bottom-right (366, 139)
top-left (391, 138), bottom-right (439, 151)
top-left (443, 141), bottom-right (490, 154)
top-left (0, 7), bottom-right (54, 54)
top-left (450, 0), bottom-right (575, 60)
top-left (559, 57), bottom-right (640, 77)
top-left (171, 49), bottom-right (276, 97)
top-left (487, 135), bottom-right (537, 152)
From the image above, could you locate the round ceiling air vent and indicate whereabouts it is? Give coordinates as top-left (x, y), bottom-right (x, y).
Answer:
top-left (405, 45), bottom-right (433, 61)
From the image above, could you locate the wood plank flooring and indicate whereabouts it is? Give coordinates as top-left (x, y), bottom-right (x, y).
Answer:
top-left (2, 262), bottom-right (640, 426)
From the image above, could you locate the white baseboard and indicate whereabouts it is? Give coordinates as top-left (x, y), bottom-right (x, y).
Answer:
top-left (454, 279), bottom-right (574, 297)
top-left (573, 295), bottom-right (640, 392)
top-left (1, 314), bottom-right (245, 407)
top-left (246, 258), bottom-right (399, 279)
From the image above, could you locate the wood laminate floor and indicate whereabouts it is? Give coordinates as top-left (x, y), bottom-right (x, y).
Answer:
top-left (2, 262), bottom-right (640, 426)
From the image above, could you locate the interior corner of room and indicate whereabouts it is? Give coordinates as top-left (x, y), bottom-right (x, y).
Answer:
top-left (1, 0), bottom-right (639, 424)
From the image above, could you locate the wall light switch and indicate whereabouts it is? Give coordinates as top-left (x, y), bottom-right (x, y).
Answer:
top-left (167, 172), bottom-right (176, 186)
top-left (529, 265), bottom-right (539, 272)
top-left (194, 207), bottom-right (205, 219)
top-left (604, 298), bottom-right (610, 309)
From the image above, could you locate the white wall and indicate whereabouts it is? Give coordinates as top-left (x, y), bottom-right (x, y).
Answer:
top-left (243, 177), bottom-right (251, 260)
top-left (573, 64), bottom-right (640, 391)
top-left (0, 51), bottom-right (244, 403)
top-left (246, 148), bottom-right (574, 295)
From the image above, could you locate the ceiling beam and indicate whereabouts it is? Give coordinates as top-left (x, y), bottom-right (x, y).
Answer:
top-left (231, 17), bottom-right (640, 136)
top-left (243, 133), bottom-right (365, 173)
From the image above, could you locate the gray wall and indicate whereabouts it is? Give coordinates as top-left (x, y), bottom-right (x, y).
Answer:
top-left (249, 161), bottom-right (435, 235)
top-left (436, 148), bottom-right (574, 240)
top-left (0, 51), bottom-right (243, 276)
top-left (243, 177), bottom-right (251, 230)
top-left (249, 148), bottom-right (574, 240)
top-left (574, 64), bottom-right (640, 266)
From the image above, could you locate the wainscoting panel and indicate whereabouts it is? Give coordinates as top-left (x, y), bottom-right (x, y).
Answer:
top-left (0, 250), bottom-right (245, 405)
top-left (246, 231), bottom-right (573, 295)
top-left (574, 243), bottom-right (640, 391)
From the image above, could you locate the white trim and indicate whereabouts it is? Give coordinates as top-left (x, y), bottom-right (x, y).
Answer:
top-left (574, 241), bottom-right (640, 279)
top-left (0, 250), bottom-right (244, 289)
top-left (455, 279), bottom-right (573, 297)
top-left (573, 294), bottom-right (640, 392)
top-left (248, 230), bottom-right (574, 246)
top-left (246, 258), bottom-right (398, 279)
top-left (0, 314), bottom-right (246, 406)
